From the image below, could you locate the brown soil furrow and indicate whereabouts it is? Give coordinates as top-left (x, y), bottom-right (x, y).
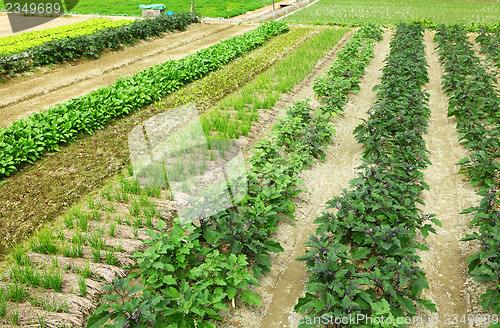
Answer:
top-left (0, 23), bottom-right (257, 128)
top-left (413, 31), bottom-right (482, 328)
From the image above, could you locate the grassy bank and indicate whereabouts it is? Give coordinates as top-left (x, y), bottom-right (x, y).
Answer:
top-left (283, 0), bottom-right (500, 28)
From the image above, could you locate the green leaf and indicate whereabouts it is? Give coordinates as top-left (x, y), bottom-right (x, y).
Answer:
top-left (241, 290), bottom-right (261, 306)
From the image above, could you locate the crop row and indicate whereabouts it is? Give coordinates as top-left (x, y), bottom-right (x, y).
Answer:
top-left (199, 26), bottom-right (348, 142)
top-left (0, 18), bottom-right (132, 55)
top-left (87, 24), bottom-right (382, 328)
top-left (476, 25), bottom-right (500, 68)
top-left (435, 24), bottom-right (500, 318)
top-left (295, 22), bottom-right (438, 326)
top-left (88, 101), bottom-right (336, 328)
top-left (0, 12), bottom-right (200, 78)
top-left (0, 26), bottom-right (323, 326)
top-left (0, 21), bottom-right (289, 178)
top-left (314, 24), bottom-right (384, 114)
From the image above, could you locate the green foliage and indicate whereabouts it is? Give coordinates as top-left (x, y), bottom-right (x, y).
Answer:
top-left (0, 12), bottom-right (200, 78)
top-left (435, 24), bottom-right (500, 316)
top-left (0, 18), bottom-right (131, 55)
top-left (0, 21), bottom-right (289, 178)
top-left (283, 0), bottom-right (500, 29)
top-left (476, 25), bottom-right (500, 69)
top-left (295, 23), bottom-right (437, 326)
top-left (89, 77), bottom-right (338, 327)
top-left (314, 24), bottom-right (382, 114)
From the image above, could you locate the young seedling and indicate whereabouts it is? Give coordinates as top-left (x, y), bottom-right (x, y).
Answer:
top-left (36, 311), bottom-right (46, 328)
top-left (42, 268), bottom-right (64, 292)
top-left (105, 248), bottom-right (118, 266)
top-left (6, 283), bottom-right (28, 303)
top-left (91, 246), bottom-right (101, 263)
top-left (0, 292), bottom-right (6, 318)
top-left (30, 229), bottom-right (58, 255)
top-left (11, 246), bottom-right (28, 266)
top-left (63, 214), bottom-right (74, 229)
top-left (78, 275), bottom-right (87, 297)
top-left (9, 307), bottom-right (19, 325)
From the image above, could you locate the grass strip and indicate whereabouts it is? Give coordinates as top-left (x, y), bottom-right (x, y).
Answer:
top-left (282, 0), bottom-right (500, 30)
top-left (199, 26), bottom-right (349, 142)
top-left (0, 26), bottom-right (317, 256)
top-left (0, 0), bottom-right (275, 17)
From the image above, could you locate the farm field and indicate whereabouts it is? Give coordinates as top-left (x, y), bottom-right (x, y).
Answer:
top-left (283, 0), bottom-right (500, 28)
top-left (0, 1), bottom-right (499, 327)
top-left (0, 0), bottom-right (276, 17)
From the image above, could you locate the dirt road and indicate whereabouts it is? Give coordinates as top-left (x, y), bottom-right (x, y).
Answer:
top-left (0, 22), bottom-right (257, 128)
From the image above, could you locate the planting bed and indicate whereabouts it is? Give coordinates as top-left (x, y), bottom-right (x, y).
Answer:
top-left (0, 2), bottom-right (499, 327)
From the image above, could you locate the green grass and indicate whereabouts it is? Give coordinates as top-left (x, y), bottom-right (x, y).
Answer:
top-left (283, 0), bottom-right (500, 28)
top-left (35, 0), bottom-right (274, 17)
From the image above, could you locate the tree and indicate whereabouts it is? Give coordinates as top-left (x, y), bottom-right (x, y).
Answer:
top-left (191, 0), bottom-right (194, 12)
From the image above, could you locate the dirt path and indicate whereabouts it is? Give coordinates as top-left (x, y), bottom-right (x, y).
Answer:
top-left (414, 31), bottom-right (482, 328)
top-left (0, 23), bottom-right (257, 128)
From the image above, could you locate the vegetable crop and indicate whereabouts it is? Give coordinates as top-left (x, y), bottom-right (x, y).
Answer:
top-left (0, 18), bottom-right (132, 55)
top-left (0, 21), bottom-right (289, 178)
top-left (295, 22), bottom-right (438, 326)
top-left (0, 12), bottom-right (200, 78)
top-left (435, 24), bottom-right (500, 318)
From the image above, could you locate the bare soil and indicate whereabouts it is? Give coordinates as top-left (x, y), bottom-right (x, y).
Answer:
top-left (0, 22), bottom-right (257, 128)
top-left (213, 29), bottom-right (394, 328)
top-left (410, 31), bottom-right (483, 328)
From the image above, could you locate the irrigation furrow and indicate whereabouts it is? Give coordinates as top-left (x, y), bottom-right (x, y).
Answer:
top-left (414, 31), bottom-right (481, 327)
top-left (257, 29), bottom-right (393, 328)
